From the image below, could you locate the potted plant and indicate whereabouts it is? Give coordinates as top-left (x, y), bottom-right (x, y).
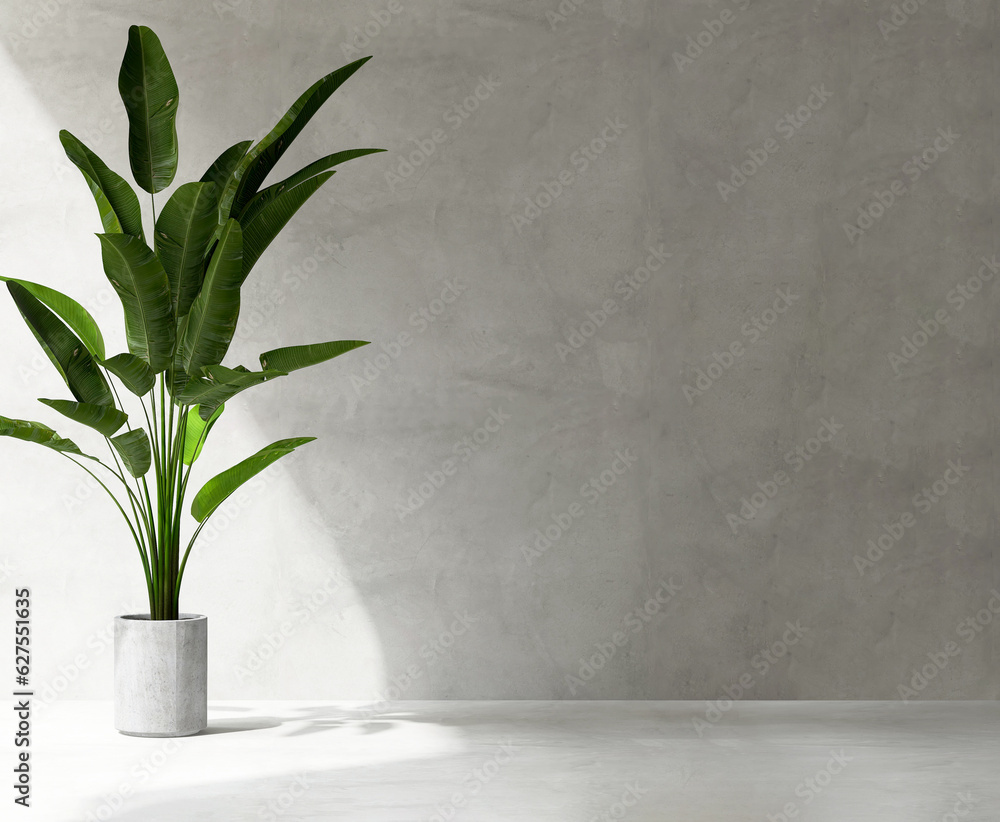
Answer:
top-left (0, 25), bottom-right (382, 737)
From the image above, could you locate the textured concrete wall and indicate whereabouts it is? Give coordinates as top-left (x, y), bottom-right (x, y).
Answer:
top-left (0, 0), bottom-right (996, 700)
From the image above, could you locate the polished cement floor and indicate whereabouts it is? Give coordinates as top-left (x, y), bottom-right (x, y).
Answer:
top-left (29, 701), bottom-right (999, 820)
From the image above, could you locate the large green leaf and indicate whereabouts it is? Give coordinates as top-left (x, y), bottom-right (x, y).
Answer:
top-left (260, 340), bottom-right (369, 372)
top-left (237, 148), bottom-right (384, 224)
top-left (239, 171), bottom-right (334, 280)
top-left (38, 399), bottom-right (128, 437)
top-left (0, 277), bottom-right (105, 360)
top-left (101, 353), bottom-right (156, 396)
top-left (179, 403), bottom-right (224, 465)
top-left (0, 415), bottom-right (97, 460)
top-left (97, 233), bottom-right (175, 372)
top-left (181, 219), bottom-right (243, 374)
top-left (191, 437), bottom-right (315, 522)
top-left (154, 182), bottom-right (219, 317)
top-left (110, 428), bottom-right (151, 477)
top-left (220, 57), bottom-right (371, 218)
top-left (201, 140), bottom-right (252, 189)
top-left (174, 365), bottom-right (286, 418)
top-left (118, 25), bottom-right (179, 193)
top-left (6, 282), bottom-right (114, 406)
top-left (59, 130), bottom-right (145, 239)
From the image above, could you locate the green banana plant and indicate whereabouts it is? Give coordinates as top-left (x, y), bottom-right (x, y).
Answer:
top-left (1, 25), bottom-right (382, 619)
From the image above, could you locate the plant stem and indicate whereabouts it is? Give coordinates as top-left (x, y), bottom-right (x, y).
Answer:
top-left (62, 454), bottom-right (153, 610)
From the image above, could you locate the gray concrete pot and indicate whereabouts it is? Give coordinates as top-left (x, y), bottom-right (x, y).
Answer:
top-left (114, 613), bottom-right (207, 737)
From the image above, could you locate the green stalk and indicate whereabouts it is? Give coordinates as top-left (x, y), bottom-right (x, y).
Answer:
top-left (170, 406), bottom-right (188, 615)
top-left (158, 374), bottom-right (169, 619)
top-left (151, 379), bottom-right (161, 619)
top-left (104, 439), bottom-right (154, 548)
top-left (105, 373), bottom-right (157, 559)
top-left (62, 455), bottom-right (153, 613)
top-left (166, 384), bottom-right (178, 619)
top-left (174, 408), bottom-right (216, 601)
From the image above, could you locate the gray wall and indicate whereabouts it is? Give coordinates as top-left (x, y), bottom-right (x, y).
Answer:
top-left (0, 0), bottom-right (996, 702)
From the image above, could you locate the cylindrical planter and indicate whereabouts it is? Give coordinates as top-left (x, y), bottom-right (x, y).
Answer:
top-left (114, 613), bottom-right (207, 737)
